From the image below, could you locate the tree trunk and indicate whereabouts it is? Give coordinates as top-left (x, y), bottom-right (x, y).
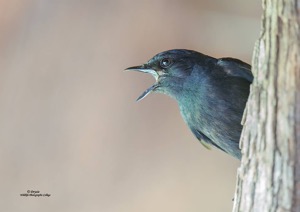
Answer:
top-left (232, 0), bottom-right (300, 211)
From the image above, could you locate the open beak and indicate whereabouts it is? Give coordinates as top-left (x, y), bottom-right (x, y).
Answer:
top-left (125, 65), bottom-right (159, 80)
top-left (125, 64), bottom-right (159, 101)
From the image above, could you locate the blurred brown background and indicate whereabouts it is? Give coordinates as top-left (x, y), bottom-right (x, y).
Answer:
top-left (0, 0), bottom-right (261, 211)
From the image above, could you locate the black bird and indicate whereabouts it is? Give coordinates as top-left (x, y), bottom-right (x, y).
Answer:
top-left (126, 49), bottom-right (253, 159)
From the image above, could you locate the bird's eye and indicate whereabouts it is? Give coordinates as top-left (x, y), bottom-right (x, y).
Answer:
top-left (160, 58), bottom-right (172, 68)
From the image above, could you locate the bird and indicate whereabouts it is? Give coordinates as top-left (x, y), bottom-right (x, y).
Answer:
top-left (126, 49), bottom-right (253, 160)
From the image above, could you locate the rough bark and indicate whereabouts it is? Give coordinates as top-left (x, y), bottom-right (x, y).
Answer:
top-left (232, 0), bottom-right (300, 211)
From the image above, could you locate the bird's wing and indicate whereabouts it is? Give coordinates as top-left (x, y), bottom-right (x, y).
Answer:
top-left (217, 58), bottom-right (253, 83)
top-left (191, 127), bottom-right (232, 154)
top-left (190, 128), bottom-right (212, 149)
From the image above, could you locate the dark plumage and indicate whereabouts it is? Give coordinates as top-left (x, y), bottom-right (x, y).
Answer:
top-left (126, 49), bottom-right (253, 160)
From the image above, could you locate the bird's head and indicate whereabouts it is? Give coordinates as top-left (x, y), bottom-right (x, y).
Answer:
top-left (126, 49), bottom-right (205, 101)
